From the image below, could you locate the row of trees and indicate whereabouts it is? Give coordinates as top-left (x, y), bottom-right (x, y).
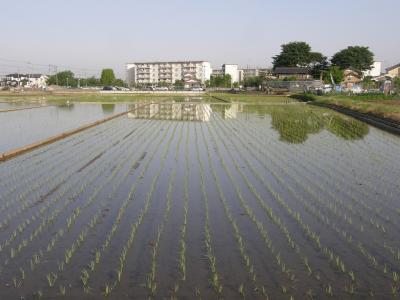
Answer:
top-left (272, 41), bottom-right (375, 84)
top-left (47, 69), bottom-right (126, 88)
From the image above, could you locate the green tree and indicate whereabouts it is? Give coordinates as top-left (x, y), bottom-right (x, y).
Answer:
top-left (272, 41), bottom-right (325, 69)
top-left (243, 76), bottom-right (263, 87)
top-left (323, 66), bottom-right (344, 84)
top-left (100, 69), bottom-right (116, 86)
top-left (113, 78), bottom-right (126, 87)
top-left (361, 76), bottom-right (377, 90)
top-left (81, 76), bottom-right (100, 87)
top-left (209, 74), bottom-right (232, 87)
top-left (47, 70), bottom-right (76, 87)
top-left (174, 79), bottom-right (184, 89)
top-left (394, 77), bottom-right (400, 94)
top-left (331, 46), bottom-right (374, 72)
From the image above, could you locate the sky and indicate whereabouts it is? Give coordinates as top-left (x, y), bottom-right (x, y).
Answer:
top-left (0, 0), bottom-right (399, 78)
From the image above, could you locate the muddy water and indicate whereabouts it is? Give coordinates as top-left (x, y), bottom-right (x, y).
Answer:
top-left (0, 101), bottom-right (399, 299)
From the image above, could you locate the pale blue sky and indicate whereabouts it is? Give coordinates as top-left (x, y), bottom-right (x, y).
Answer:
top-left (0, 0), bottom-right (399, 78)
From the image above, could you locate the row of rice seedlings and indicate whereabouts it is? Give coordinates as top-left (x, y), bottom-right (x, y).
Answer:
top-left (219, 116), bottom-right (400, 293)
top-left (224, 119), bottom-right (394, 272)
top-left (194, 124), bottom-right (223, 297)
top-left (206, 121), bottom-right (303, 297)
top-left (199, 123), bottom-right (268, 299)
top-left (0, 117), bottom-right (115, 190)
top-left (0, 116), bottom-right (121, 190)
top-left (172, 123), bottom-right (190, 297)
top-left (1, 122), bottom-right (155, 290)
top-left (146, 171), bottom-right (176, 298)
top-left (207, 122), bottom-right (310, 284)
top-left (211, 116), bottom-right (347, 296)
top-left (0, 118), bottom-right (133, 232)
top-left (308, 114), bottom-right (399, 199)
top-left (283, 126), bottom-right (399, 222)
top-left (30, 120), bottom-right (166, 296)
top-left (230, 114), bottom-right (398, 249)
top-left (0, 117), bottom-right (128, 209)
top-left (3, 119), bottom-right (158, 288)
top-left (0, 147), bottom-right (106, 262)
top-left (0, 113), bottom-right (123, 184)
top-left (0, 120), bottom-right (139, 265)
top-left (99, 121), bottom-right (178, 297)
top-left (74, 120), bottom-right (173, 293)
top-left (231, 117), bottom-right (400, 278)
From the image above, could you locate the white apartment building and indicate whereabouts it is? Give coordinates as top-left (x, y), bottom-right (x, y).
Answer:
top-left (222, 64), bottom-right (239, 83)
top-left (126, 61), bottom-right (212, 87)
top-left (362, 61), bottom-right (382, 78)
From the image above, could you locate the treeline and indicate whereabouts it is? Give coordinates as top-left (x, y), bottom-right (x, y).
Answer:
top-left (272, 41), bottom-right (375, 84)
top-left (47, 68), bottom-right (126, 87)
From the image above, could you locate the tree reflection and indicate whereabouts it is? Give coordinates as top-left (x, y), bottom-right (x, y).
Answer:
top-left (101, 104), bottom-right (115, 114)
top-left (268, 106), bottom-right (369, 143)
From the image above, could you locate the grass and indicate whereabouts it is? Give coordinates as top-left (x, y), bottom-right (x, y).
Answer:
top-left (312, 94), bottom-right (400, 122)
top-left (0, 92), bottom-right (210, 104)
top-left (208, 92), bottom-right (294, 103)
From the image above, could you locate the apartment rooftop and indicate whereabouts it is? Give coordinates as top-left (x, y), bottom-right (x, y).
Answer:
top-left (127, 60), bottom-right (209, 65)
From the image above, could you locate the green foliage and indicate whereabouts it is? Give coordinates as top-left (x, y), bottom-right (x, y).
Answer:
top-left (361, 76), bottom-right (378, 90)
top-left (272, 41), bottom-right (326, 70)
top-left (209, 74), bottom-right (232, 87)
top-left (394, 77), bottom-right (400, 93)
top-left (323, 66), bottom-right (344, 84)
top-left (113, 79), bottom-right (126, 87)
top-left (100, 69), bottom-right (116, 86)
top-left (174, 79), bottom-right (184, 89)
top-left (80, 76), bottom-right (100, 87)
top-left (331, 46), bottom-right (374, 72)
top-left (48, 70), bottom-right (77, 87)
top-left (282, 76), bottom-right (298, 81)
top-left (243, 76), bottom-right (263, 88)
top-left (289, 93), bottom-right (316, 102)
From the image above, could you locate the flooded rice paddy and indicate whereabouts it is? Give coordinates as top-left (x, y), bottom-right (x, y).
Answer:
top-left (0, 103), bottom-right (128, 153)
top-left (0, 100), bottom-right (400, 299)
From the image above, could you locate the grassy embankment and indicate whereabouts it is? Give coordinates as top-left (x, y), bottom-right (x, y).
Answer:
top-left (207, 92), bottom-right (295, 103)
top-left (289, 93), bottom-right (400, 123)
top-left (0, 92), bottom-right (209, 104)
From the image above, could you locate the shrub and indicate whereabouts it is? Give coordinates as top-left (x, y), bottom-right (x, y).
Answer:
top-left (289, 93), bottom-right (316, 102)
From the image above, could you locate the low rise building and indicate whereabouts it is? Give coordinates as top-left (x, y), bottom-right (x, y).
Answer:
top-left (386, 63), bottom-right (400, 78)
top-left (4, 73), bottom-right (48, 88)
top-left (126, 61), bottom-right (212, 87)
top-left (241, 68), bottom-right (270, 79)
top-left (222, 64), bottom-right (239, 83)
top-left (273, 67), bottom-right (311, 80)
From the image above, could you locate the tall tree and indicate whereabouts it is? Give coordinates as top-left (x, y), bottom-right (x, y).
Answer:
top-left (331, 46), bottom-right (374, 72)
top-left (100, 69), bottom-right (116, 86)
top-left (323, 66), bottom-right (344, 84)
top-left (272, 41), bottom-right (324, 69)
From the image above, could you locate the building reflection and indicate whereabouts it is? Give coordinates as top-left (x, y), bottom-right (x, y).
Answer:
top-left (127, 102), bottom-right (212, 122)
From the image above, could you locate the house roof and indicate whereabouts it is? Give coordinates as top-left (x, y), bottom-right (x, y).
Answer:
top-left (6, 73), bottom-right (45, 78)
top-left (386, 63), bottom-right (400, 72)
top-left (273, 67), bottom-right (308, 75)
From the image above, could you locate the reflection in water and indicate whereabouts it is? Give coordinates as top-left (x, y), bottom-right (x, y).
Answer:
top-left (237, 104), bottom-right (369, 144)
top-left (271, 110), bottom-right (323, 144)
top-left (269, 107), bottom-right (369, 143)
top-left (57, 103), bottom-right (75, 111)
top-left (325, 115), bottom-right (369, 140)
top-left (101, 104), bottom-right (115, 114)
top-left (127, 102), bottom-right (212, 122)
